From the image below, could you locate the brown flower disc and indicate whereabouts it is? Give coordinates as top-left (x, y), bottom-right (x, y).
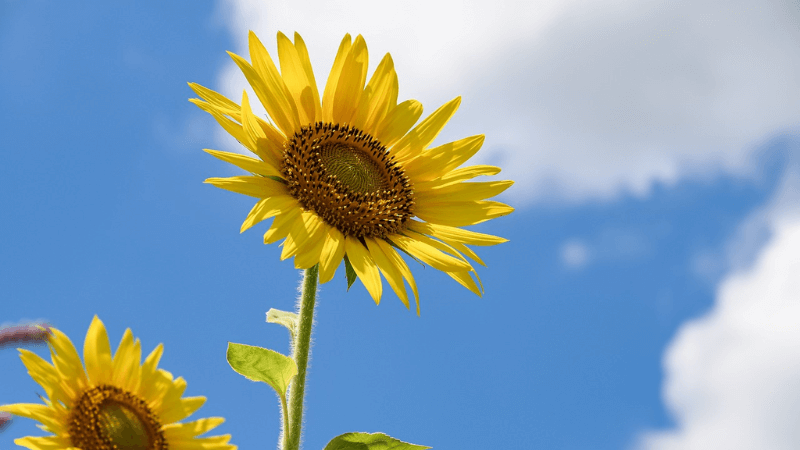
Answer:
top-left (69, 385), bottom-right (166, 450)
top-left (282, 122), bottom-right (414, 239)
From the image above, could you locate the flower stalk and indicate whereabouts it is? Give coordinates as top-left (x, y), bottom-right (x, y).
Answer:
top-left (286, 265), bottom-right (319, 450)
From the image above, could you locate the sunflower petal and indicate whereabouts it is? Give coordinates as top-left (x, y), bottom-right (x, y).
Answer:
top-left (365, 238), bottom-right (409, 308)
top-left (166, 433), bottom-right (234, 449)
top-left (111, 329), bottom-right (141, 391)
top-left (205, 176), bottom-right (287, 199)
top-left (331, 35), bottom-right (368, 125)
top-left (18, 350), bottom-right (59, 399)
top-left (392, 97), bottom-right (461, 163)
top-left (229, 48), bottom-right (298, 137)
top-left (180, 396), bottom-right (207, 420)
top-left (280, 233), bottom-right (299, 261)
top-left (277, 32), bottom-right (321, 124)
top-left (190, 100), bottom-right (253, 153)
top-left (254, 119), bottom-right (287, 166)
top-left (448, 270), bottom-right (483, 296)
top-left (241, 195), bottom-right (299, 233)
top-left (439, 165), bottom-right (502, 184)
top-left (204, 149), bottom-right (280, 178)
top-left (292, 215), bottom-right (329, 269)
top-left (142, 343), bottom-right (163, 375)
top-left (240, 90), bottom-right (268, 149)
top-left (322, 34), bottom-right (353, 122)
top-left (264, 205), bottom-right (302, 244)
top-left (281, 211), bottom-right (324, 261)
top-left (0, 403), bottom-right (53, 424)
top-left (354, 53), bottom-right (397, 133)
top-left (406, 221), bottom-right (507, 246)
top-left (448, 241), bottom-right (485, 266)
top-left (13, 436), bottom-right (71, 450)
top-left (414, 166), bottom-right (502, 191)
top-left (345, 236), bottom-right (382, 303)
top-left (414, 200), bottom-right (514, 227)
top-left (402, 231), bottom-right (474, 270)
top-left (191, 98), bottom-right (281, 170)
top-left (247, 32), bottom-right (302, 134)
top-left (201, 435), bottom-right (234, 445)
top-left (319, 227), bottom-right (346, 284)
top-left (376, 238), bottom-right (420, 314)
top-left (403, 135), bottom-right (485, 182)
top-left (48, 328), bottom-right (87, 390)
top-left (157, 380), bottom-right (198, 424)
top-left (416, 180), bottom-right (514, 203)
top-left (292, 33), bottom-right (322, 119)
top-left (140, 343), bottom-right (164, 398)
top-left (376, 99), bottom-right (424, 148)
top-left (84, 315), bottom-right (112, 385)
top-left (162, 417), bottom-right (225, 439)
top-left (141, 368), bottom-right (171, 412)
top-left (391, 235), bottom-right (472, 272)
top-left (188, 82), bottom-right (240, 117)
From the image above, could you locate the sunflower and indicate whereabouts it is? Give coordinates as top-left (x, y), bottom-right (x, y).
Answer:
top-left (190, 32), bottom-right (513, 313)
top-left (0, 316), bottom-right (236, 450)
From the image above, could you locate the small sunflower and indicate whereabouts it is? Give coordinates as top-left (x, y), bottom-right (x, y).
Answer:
top-left (190, 32), bottom-right (513, 313)
top-left (0, 316), bottom-right (236, 450)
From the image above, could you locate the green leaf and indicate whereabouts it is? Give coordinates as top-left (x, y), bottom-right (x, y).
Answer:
top-left (226, 342), bottom-right (297, 397)
top-left (343, 254), bottom-right (357, 290)
top-left (266, 308), bottom-right (298, 342)
top-left (323, 432), bottom-right (431, 450)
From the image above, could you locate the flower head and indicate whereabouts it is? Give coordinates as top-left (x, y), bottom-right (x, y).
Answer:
top-left (190, 32), bottom-right (513, 313)
top-left (0, 316), bottom-right (236, 450)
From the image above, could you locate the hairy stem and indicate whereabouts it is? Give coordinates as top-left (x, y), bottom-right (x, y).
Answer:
top-left (286, 265), bottom-right (318, 450)
top-left (280, 395), bottom-right (289, 450)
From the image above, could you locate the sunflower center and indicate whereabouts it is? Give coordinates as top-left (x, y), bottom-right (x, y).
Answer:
top-left (282, 122), bottom-right (414, 239)
top-left (318, 143), bottom-right (388, 195)
top-left (69, 385), bottom-right (167, 450)
top-left (97, 402), bottom-right (151, 450)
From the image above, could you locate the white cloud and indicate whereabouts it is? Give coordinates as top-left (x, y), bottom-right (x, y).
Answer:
top-left (560, 239), bottom-right (591, 269)
top-left (210, 0), bottom-right (800, 204)
top-left (636, 165), bottom-right (800, 450)
top-left (690, 141), bottom-right (799, 285)
top-left (560, 228), bottom-right (651, 269)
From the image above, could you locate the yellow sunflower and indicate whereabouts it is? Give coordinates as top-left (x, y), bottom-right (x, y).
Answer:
top-left (190, 31), bottom-right (513, 313)
top-left (0, 316), bottom-right (236, 450)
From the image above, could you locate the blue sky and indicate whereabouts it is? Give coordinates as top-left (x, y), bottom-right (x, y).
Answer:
top-left (2, 1), bottom-right (800, 449)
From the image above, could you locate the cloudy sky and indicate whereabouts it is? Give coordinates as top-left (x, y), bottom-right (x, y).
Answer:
top-left (2, 1), bottom-right (799, 449)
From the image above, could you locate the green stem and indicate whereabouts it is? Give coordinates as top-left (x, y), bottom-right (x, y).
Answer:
top-left (280, 395), bottom-right (290, 450)
top-left (286, 265), bottom-right (318, 450)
